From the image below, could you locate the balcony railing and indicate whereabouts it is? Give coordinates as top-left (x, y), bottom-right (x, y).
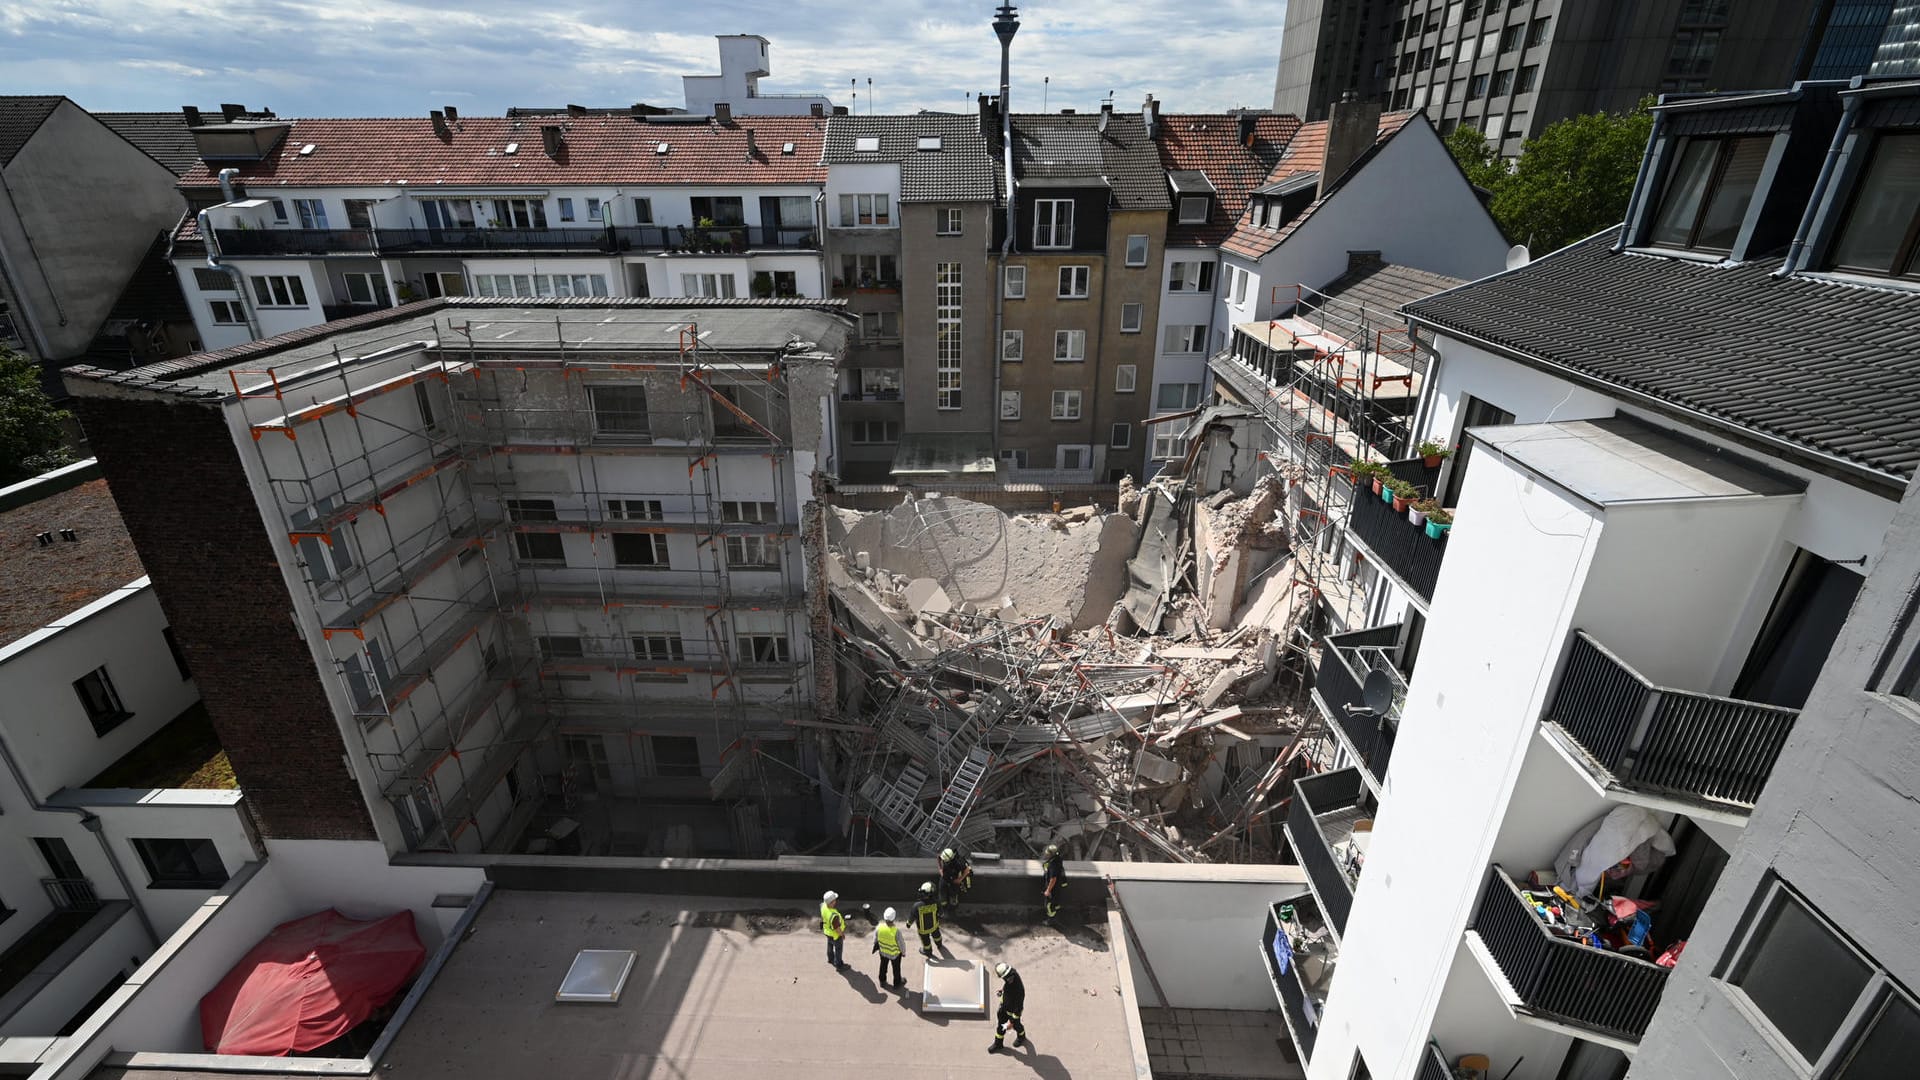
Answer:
top-left (1314, 625), bottom-right (1406, 789)
top-left (1545, 632), bottom-right (1799, 809)
top-left (1417, 1042), bottom-right (1452, 1080)
top-left (1349, 458), bottom-right (1447, 604)
top-left (1262, 899), bottom-right (1334, 1066)
top-left (1470, 865), bottom-right (1669, 1042)
top-left (375, 226), bottom-right (615, 254)
top-left (1286, 768), bottom-right (1375, 938)
top-left (214, 228), bottom-right (375, 256)
top-left (41, 877), bottom-right (101, 912)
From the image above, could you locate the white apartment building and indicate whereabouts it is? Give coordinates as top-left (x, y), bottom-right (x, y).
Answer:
top-left (171, 111), bottom-right (829, 351)
top-left (0, 461), bottom-right (255, 1037)
top-left (682, 34), bottom-right (834, 118)
top-left (1251, 80), bottom-right (1920, 1080)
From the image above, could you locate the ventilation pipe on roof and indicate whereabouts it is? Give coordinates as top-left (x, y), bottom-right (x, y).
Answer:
top-left (993, 2), bottom-right (1020, 462)
top-left (202, 166), bottom-right (263, 342)
top-left (1776, 91), bottom-right (1863, 277)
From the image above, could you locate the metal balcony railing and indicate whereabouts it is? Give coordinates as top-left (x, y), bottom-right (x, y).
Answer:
top-left (214, 228), bottom-right (375, 256)
top-left (42, 877), bottom-right (101, 911)
top-left (374, 226), bottom-right (614, 254)
top-left (1545, 632), bottom-right (1799, 809)
top-left (1470, 865), bottom-right (1669, 1041)
top-left (1417, 1042), bottom-right (1452, 1080)
top-left (1349, 458), bottom-right (1447, 603)
top-left (1261, 900), bottom-right (1324, 1065)
top-left (1314, 625), bottom-right (1405, 789)
top-left (612, 224), bottom-right (819, 252)
top-left (1286, 768), bottom-right (1374, 937)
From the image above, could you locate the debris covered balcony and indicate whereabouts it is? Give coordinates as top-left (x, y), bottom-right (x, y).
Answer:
top-left (1285, 767), bottom-right (1374, 938)
top-left (1312, 624), bottom-right (1408, 790)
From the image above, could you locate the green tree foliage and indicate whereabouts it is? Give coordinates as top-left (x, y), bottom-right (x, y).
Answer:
top-left (1445, 99), bottom-right (1656, 255)
top-left (0, 346), bottom-right (74, 484)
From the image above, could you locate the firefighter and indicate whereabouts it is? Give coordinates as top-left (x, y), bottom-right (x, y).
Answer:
top-left (821, 890), bottom-right (847, 969)
top-left (1041, 843), bottom-right (1066, 920)
top-left (938, 847), bottom-right (973, 912)
top-left (873, 906), bottom-right (905, 988)
top-left (914, 881), bottom-right (943, 958)
top-left (988, 962), bottom-right (1027, 1053)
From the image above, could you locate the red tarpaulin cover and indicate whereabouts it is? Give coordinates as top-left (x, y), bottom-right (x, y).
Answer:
top-left (199, 909), bottom-right (425, 1055)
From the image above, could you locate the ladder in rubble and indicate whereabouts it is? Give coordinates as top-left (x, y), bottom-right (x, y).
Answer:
top-left (915, 744), bottom-right (992, 854)
top-left (860, 763), bottom-right (930, 841)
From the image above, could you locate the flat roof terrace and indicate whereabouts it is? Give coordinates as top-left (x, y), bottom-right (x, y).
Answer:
top-left (379, 890), bottom-right (1138, 1079)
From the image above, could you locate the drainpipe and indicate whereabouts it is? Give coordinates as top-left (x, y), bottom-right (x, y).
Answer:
top-left (991, 5), bottom-right (1020, 462)
top-left (0, 728), bottom-right (159, 947)
top-left (1777, 91), bottom-right (1863, 278)
top-left (1612, 106), bottom-right (1667, 253)
top-left (203, 167), bottom-right (264, 341)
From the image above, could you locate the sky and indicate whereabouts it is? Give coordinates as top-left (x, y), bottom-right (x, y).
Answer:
top-left (0, 1), bottom-right (1284, 118)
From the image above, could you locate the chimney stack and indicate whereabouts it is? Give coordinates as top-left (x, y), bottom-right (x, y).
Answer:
top-left (1321, 90), bottom-right (1382, 197)
top-left (540, 124), bottom-right (565, 159)
top-left (1142, 94), bottom-right (1159, 140)
top-left (833, 105), bottom-right (849, 116)
top-left (431, 110), bottom-right (451, 142)
top-left (810, 102), bottom-right (825, 118)
top-left (714, 101), bottom-right (732, 124)
top-left (1099, 99), bottom-right (1112, 134)
top-left (444, 105), bottom-right (459, 123)
top-left (567, 103), bottom-right (587, 116)
top-left (182, 105), bottom-right (202, 127)
top-left (745, 128), bottom-right (757, 159)
top-left (220, 103), bottom-right (245, 122)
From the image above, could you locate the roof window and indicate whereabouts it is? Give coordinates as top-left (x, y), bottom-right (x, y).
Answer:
top-left (918, 136), bottom-right (942, 151)
top-left (504, 142), bottom-right (519, 155)
top-left (1828, 132), bottom-right (1920, 280)
top-left (656, 142), bottom-right (671, 155)
top-left (1647, 135), bottom-right (1769, 253)
top-left (782, 141), bottom-right (796, 155)
top-left (855, 136), bottom-right (880, 152)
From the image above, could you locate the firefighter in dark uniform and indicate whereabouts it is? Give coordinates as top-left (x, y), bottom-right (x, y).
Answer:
top-left (938, 847), bottom-right (973, 912)
top-left (914, 881), bottom-right (943, 958)
top-left (988, 962), bottom-right (1028, 1053)
top-left (1041, 843), bottom-right (1066, 920)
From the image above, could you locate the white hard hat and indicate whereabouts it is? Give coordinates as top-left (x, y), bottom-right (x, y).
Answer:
top-left (994, 962), bottom-right (1012, 978)
top-left (920, 880), bottom-right (935, 894)
top-left (883, 907), bottom-right (897, 922)
top-left (941, 848), bottom-right (955, 861)
top-left (823, 890), bottom-right (838, 903)
top-left (1045, 843), bottom-right (1060, 856)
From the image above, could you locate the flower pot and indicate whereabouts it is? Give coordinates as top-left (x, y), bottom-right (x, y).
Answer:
top-left (1381, 486), bottom-right (1393, 505)
top-left (1409, 507), bottom-right (1427, 526)
top-left (1392, 494), bottom-right (1410, 513)
top-left (1372, 477), bottom-right (1384, 495)
top-left (1423, 454), bottom-right (1443, 468)
top-left (1425, 520), bottom-right (1451, 540)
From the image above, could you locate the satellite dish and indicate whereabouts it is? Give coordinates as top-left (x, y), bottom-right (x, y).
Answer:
top-left (1505, 243), bottom-right (1532, 271)
top-left (1361, 669), bottom-right (1397, 716)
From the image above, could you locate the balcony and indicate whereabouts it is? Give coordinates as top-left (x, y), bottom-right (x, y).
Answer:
top-left (41, 878), bottom-right (100, 912)
top-left (1468, 865), bottom-right (1669, 1043)
top-left (1285, 768), bottom-right (1375, 938)
top-left (376, 226), bottom-right (616, 255)
top-left (614, 224), bottom-right (818, 253)
top-left (1417, 1042), bottom-right (1452, 1080)
top-left (1349, 458), bottom-right (1448, 604)
top-left (1312, 625), bottom-right (1408, 789)
top-left (213, 228), bottom-right (375, 256)
top-left (1261, 898), bottom-right (1337, 1067)
top-left (1544, 632), bottom-right (1798, 811)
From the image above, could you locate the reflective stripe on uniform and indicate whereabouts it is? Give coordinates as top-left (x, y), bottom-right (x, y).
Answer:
top-left (916, 901), bottom-right (940, 933)
top-left (876, 923), bottom-right (903, 956)
top-left (821, 903), bottom-right (843, 939)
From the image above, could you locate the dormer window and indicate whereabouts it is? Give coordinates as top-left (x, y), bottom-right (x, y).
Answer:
top-left (1647, 135), bottom-right (1769, 252)
top-left (1178, 196), bottom-right (1209, 223)
top-left (1829, 133), bottom-right (1920, 280)
top-left (1250, 199), bottom-right (1267, 228)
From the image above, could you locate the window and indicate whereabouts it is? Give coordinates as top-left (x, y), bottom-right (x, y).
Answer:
top-left (1230, 265), bottom-right (1249, 304)
top-left (1419, 46), bottom-right (1434, 69)
top-left (857, 368), bottom-right (902, 397)
top-left (1054, 329), bottom-right (1086, 362)
top-left (841, 253), bottom-right (897, 288)
top-left (1051, 390), bottom-right (1082, 420)
top-left (509, 499), bottom-right (565, 563)
top-left (740, 634), bottom-right (791, 663)
top-left (689, 196), bottom-right (745, 225)
top-left (193, 267), bottom-right (233, 292)
top-left (633, 633), bottom-right (685, 663)
top-left (292, 199), bottom-right (328, 229)
top-left (589, 385), bottom-right (650, 439)
top-left (1000, 390), bottom-right (1022, 420)
top-left (250, 275), bottom-right (307, 307)
top-left (1034, 198), bottom-right (1074, 248)
top-left (1005, 265), bottom-right (1027, 298)
top-left (1478, 29), bottom-right (1499, 61)
top-left (1000, 448), bottom-right (1028, 469)
top-left (1109, 423), bottom-right (1132, 449)
top-left (937, 262), bottom-right (962, 409)
top-left (1680, 0), bottom-right (1731, 23)
top-left (1157, 382), bottom-right (1203, 410)
top-left (1517, 65), bottom-right (1538, 93)
top-left (1177, 196), bottom-right (1209, 223)
top-left (74, 666), bottom-right (130, 735)
top-left (587, 197), bottom-right (603, 222)
top-left (1168, 261), bottom-right (1214, 292)
top-left (859, 310), bottom-right (900, 340)
top-left (1056, 445), bottom-right (1089, 470)
top-left (1526, 16), bottom-right (1550, 47)
top-left (726, 535), bottom-right (781, 569)
top-left (1002, 329), bottom-right (1024, 361)
top-left (208, 300), bottom-right (245, 324)
top-left (341, 272), bottom-right (389, 306)
top-left (937, 208), bottom-right (964, 235)
top-left (537, 636), bottom-right (586, 680)
top-left (838, 193), bottom-right (891, 226)
top-left (849, 420), bottom-right (901, 443)
top-left (613, 532), bottom-right (668, 567)
top-left (490, 198), bottom-right (548, 228)
top-left (291, 498), bottom-right (355, 584)
top-left (1120, 302), bottom-right (1143, 333)
top-left (557, 197), bottom-right (576, 222)
top-left (421, 199), bottom-right (474, 229)
top-left (608, 499), bottom-right (663, 521)
top-left (472, 273), bottom-right (607, 297)
top-left (752, 270), bottom-right (798, 298)
top-left (1499, 24), bottom-right (1521, 53)
top-left (1668, 28), bottom-right (1722, 78)
top-left (1468, 73), bottom-right (1489, 100)
top-left (1124, 233), bottom-right (1149, 266)
top-left (1058, 265), bottom-right (1090, 298)
top-left (633, 197), bottom-right (654, 224)
top-left (1506, 113), bottom-right (1528, 141)
top-left (1162, 325), bottom-right (1206, 354)
top-left (1405, 12), bottom-right (1424, 37)
top-left (1831, 134), bottom-right (1920, 279)
top-left (651, 735), bottom-right (702, 777)
top-left (1152, 428), bottom-right (1188, 461)
top-left (723, 501), bottom-right (777, 524)
top-left (681, 273), bottom-right (738, 298)
top-left (1649, 136), bottom-right (1769, 252)
top-left (163, 627), bottom-right (192, 680)
top-left (1116, 364), bottom-right (1137, 392)
top-left (413, 379), bottom-right (438, 431)
top-left (268, 197), bottom-right (287, 222)
top-left (132, 838), bottom-right (226, 888)
top-left (1491, 68), bottom-right (1513, 96)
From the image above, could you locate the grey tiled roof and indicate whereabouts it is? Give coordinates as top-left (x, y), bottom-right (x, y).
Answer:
top-left (94, 111), bottom-right (201, 175)
top-left (1404, 230), bottom-right (1920, 486)
top-left (822, 115), bottom-right (996, 202)
top-left (1318, 261), bottom-right (1464, 328)
top-left (0, 96), bottom-right (63, 168)
top-left (1011, 113), bottom-right (1169, 210)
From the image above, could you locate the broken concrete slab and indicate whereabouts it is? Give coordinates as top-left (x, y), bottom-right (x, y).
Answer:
top-left (1134, 750), bottom-right (1182, 785)
top-left (903, 577), bottom-right (954, 617)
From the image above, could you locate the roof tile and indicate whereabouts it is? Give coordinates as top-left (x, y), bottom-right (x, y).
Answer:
top-left (1220, 111), bottom-right (1413, 261)
top-left (1154, 113), bottom-right (1303, 247)
top-left (0, 96), bottom-right (64, 168)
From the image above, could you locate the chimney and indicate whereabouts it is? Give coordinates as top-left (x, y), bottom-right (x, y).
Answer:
top-left (444, 105), bottom-right (459, 123)
top-left (220, 103), bottom-right (245, 122)
top-left (714, 101), bottom-right (732, 124)
top-left (979, 93), bottom-right (998, 142)
top-left (182, 105), bottom-right (202, 127)
top-left (833, 105), bottom-right (850, 116)
top-left (1321, 90), bottom-right (1383, 196)
top-left (567, 103), bottom-right (587, 116)
top-left (1237, 111), bottom-right (1256, 147)
top-left (745, 128), bottom-right (757, 159)
top-left (541, 124), bottom-right (564, 159)
top-left (431, 110), bottom-right (451, 142)
top-left (1347, 250), bottom-right (1383, 273)
top-left (810, 102), bottom-right (825, 118)
top-left (1142, 94), bottom-right (1159, 140)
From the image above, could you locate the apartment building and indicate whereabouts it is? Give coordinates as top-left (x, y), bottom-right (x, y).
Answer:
top-left (64, 298), bottom-right (849, 860)
top-left (821, 114), bottom-right (998, 482)
top-left (0, 460), bottom-right (255, 1036)
top-left (172, 109), bottom-right (829, 351)
top-left (1273, 1), bottom-right (1819, 151)
top-left (1248, 80), bottom-right (1920, 1080)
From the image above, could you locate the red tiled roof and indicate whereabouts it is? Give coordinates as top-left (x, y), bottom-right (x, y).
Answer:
top-left (0, 476), bottom-right (146, 649)
top-left (177, 114), bottom-right (829, 189)
top-left (1154, 113), bottom-right (1303, 247)
top-left (1220, 111), bottom-right (1413, 261)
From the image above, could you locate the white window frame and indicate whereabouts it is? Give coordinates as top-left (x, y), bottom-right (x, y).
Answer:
top-left (1231, 265), bottom-right (1250, 304)
top-left (1050, 389), bottom-right (1082, 420)
top-left (557, 197), bottom-right (576, 222)
top-left (341, 271), bottom-right (387, 306)
top-left (608, 499), bottom-right (664, 521)
top-left (1000, 448), bottom-right (1028, 469)
top-left (1116, 364), bottom-right (1137, 392)
top-left (1120, 301), bottom-right (1143, 333)
top-left (839, 193), bottom-right (892, 227)
top-left (587, 197), bottom-right (603, 222)
top-left (1057, 265), bottom-right (1090, 298)
top-left (1054, 329), bottom-right (1086, 362)
top-left (1109, 423), bottom-right (1132, 449)
top-left (1152, 428), bottom-right (1189, 461)
top-left (1004, 265), bottom-right (1026, 299)
top-left (1124, 233), bottom-right (1149, 266)
top-left (1162, 324), bottom-right (1206, 354)
top-left (1000, 390), bottom-right (1022, 421)
top-left (1168, 260), bottom-right (1214, 293)
top-left (1157, 382), bottom-right (1203, 410)
top-left (936, 262), bottom-right (962, 410)
top-left (1002, 329), bottom-right (1024, 362)
top-left (1056, 444), bottom-right (1090, 470)
top-left (937, 207), bottom-right (964, 235)
top-left (1033, 199), bottom-right (1074, 249)
top-left (613, 532), bottom-right (670, 568)
top-left (1178, 196), bottom-right (1208, 223)
top-left (725, 535), bottom-right (782, 570)
top-left (292, 199), bottom-right (328, 230)
top-left (681, 273), bottom-right (738, 298)
top-left (250, 275), bottom-right (308, 308)
top-left (208, 299), bottom-right (245, 324)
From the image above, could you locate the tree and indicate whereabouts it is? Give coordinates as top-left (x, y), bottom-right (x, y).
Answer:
top-left (0, 346), bottom-right (73, 484)
top-left (1444, 99), bottom-right (1655, 255)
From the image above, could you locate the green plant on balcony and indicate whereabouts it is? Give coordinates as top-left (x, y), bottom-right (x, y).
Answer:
top-left (1409, 497), bottom-right (1438, 528)
top-left (1424, 505), bottom-right (1453, 539)
top-left (1418, 440), bottom-right (1453, 467)
top-left (1349, 459), bottom-right (1386, 494)
top-left (1386, 476), bottom-right (1420, 513)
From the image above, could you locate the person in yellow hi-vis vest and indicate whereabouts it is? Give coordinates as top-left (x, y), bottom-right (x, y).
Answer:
top-left (914, 881), bottom-right (943, 958)
top-left (821, 890), bottom-right (847, 969)
top-left (872, 906), bottom-right (905, 988)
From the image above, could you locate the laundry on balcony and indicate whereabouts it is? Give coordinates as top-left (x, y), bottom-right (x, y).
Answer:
top-left (1551, 805), bottom-right (1675, 901)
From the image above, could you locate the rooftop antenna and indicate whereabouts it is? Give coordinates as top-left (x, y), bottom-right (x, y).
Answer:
top-left (1043, 75), bottom-right (1049, 113)
top-left (868, 77), bottom-right (874, 113)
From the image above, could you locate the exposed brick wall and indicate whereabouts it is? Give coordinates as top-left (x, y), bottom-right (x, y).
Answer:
top-left (71, 393), bottom-right (375, 840)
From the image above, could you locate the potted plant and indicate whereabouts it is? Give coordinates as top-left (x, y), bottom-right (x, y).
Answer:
top-left (1419, 440), bottom-right (1452, 468)
top-left (1424, 506), bottom-right (1453, 540)
top-left (1388, 478), bottom-right (1419, 514)
top-left (1409, 497), bottom-right (1436, 528)
top-left (1352, 460), bottom-right (1387, 495)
